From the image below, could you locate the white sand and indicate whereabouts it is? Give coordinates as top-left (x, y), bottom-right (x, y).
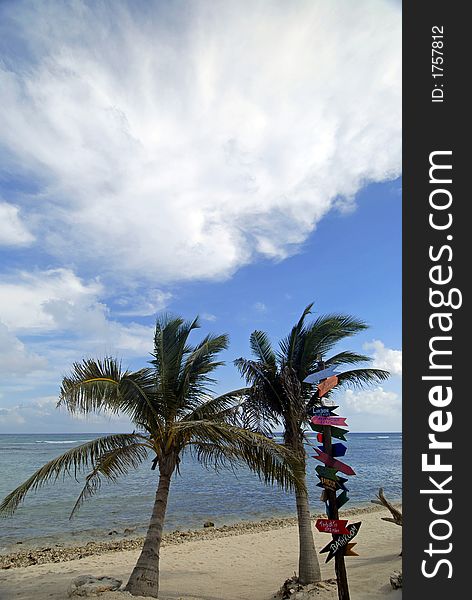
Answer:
top-left (0, 508), bottom-right (402, 600)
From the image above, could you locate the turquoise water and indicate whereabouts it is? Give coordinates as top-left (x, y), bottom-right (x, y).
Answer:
top-left (0, 432), bottom-right (401, 552)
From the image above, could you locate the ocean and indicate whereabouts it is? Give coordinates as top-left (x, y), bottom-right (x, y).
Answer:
top-left (0, 432), bottom-right (401, 553)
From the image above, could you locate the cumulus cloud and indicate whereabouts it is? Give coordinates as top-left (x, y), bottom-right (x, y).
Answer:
top-left (0, 269), bottom-right (158, 386)
top-left (342, 387), bottom-right (400, 418)
top-left (364, 340), bottom-right (402, 376)
top-left (0, 322), bottom-right (47, 376)
top-left (0, 0), bottom-right (401, 283)
top-left (0, 201), bottom-right (34, 246)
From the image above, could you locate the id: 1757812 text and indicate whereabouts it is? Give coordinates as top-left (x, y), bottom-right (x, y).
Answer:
top-left (432, 25), bottom-right (444, 103)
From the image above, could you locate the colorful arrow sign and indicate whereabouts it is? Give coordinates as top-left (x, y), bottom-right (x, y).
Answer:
top-left (310, 423), bottom-right (348, 441)
top-left (315, 519), bottom-right (350, 535)
top-left (311, 415), bottom-right (348, 427)
top-left (304, 367), bottom-right (339, 384)
top-left (313, 449), bottom-right (356, 476)
top-left (318, 442), bottom-right (347, 457)
top-left (318, 375), bottom-right (339, 397)
top-left (320, 522), bottom-right (362, 563)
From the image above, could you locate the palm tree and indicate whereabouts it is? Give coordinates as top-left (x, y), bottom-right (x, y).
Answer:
top-left (0, 315), bottom-right (301, 598)
top-left (235, 303), bottom-right (389, 585)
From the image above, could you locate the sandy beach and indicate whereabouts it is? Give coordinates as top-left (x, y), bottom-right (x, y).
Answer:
top-left (0, 506), bottom-right (401, 600)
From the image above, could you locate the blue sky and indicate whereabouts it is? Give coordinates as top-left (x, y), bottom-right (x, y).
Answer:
top-left (0, 0), bottom-right (401, 433)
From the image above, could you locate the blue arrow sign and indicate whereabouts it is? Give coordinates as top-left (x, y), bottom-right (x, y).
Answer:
top-left (318, 442), bottom-right (347, 457)
top-left (309, 406), bottom-right (338, 417)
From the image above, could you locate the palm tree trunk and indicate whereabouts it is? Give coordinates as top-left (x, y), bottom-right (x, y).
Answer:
top-left (125, 468), bottom-right (172, 598)
top-left (295, 466), bottom-right (322, 585)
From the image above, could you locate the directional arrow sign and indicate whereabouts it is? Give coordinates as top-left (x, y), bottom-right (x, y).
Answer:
top-left (313, 449), bottom-right (356, 476)
top-left (315, 465), bottom-right (339, 480)
top-left (310, 423), bottom-right (348, 441)
top-left (311, 415), bottom-right (347, 427)
top-left (317, 478), bottom-right (349, 493)
top-left (344, 543), bottom-right (358, 557)
top-left (304, 367), bottom-right (339, 384)
top-left (318, 375), bottom-right (339, 397)
top-left (320, 522), bottom-right (362, 563)
top-left (317, 477), bottom-right (338, 491)
top-left (315, 519), bottom-right (350, 535)
top-left (336, 490), bottom-right (350, 509)
top-left (310, 406), bottom-right (338, 417)
top-left (318, 443), bottom-right (347, 457)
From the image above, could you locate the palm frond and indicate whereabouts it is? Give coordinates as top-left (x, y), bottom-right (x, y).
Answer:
top-left (178, 334), bottom-right (229, 408)
top-left (70, 442), bottom-right (150, 518)
top-left (0, 434), bottom-right (147, 516)
top-left (151, 315), bottom-right (200, 407)
top-left (59, 357), bottom-right (126, 414)
top-left (182, 388), bottom-right (249, 423)
top-left (325, 351), bottom-right (372, 366)
top-left (250, 331), bottom-right (276, 368)
top-left (335, 368), bottom-right (390, 389)
top-left (175, 420), bottom-right (303, 491)
top-left (59, 359), bottom-right (162, 431)
top-left (278, 303), bottom-right (313, 368)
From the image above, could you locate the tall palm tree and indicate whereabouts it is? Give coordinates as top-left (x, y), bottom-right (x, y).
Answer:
top-left (235, 303), bottom-right (389, 585)
top-left (0, 315), bottom-right (301, 598)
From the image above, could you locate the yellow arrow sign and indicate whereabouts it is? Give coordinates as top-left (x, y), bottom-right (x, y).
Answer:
top-left (345, 543), bottom-right (358, 557)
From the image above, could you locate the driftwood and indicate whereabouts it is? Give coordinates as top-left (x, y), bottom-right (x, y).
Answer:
top-left (371, 488), bottom-right (402, 526)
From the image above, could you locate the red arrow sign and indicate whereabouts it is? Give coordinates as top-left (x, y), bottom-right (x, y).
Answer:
top-left (315, 519), bottom-right (350, 535)
top-left (313, 449), bottom-right (356, 476)
top-left (311, 415), bottom-right (348, 427)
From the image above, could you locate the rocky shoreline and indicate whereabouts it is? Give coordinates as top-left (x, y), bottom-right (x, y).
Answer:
top-left (0, 504), bottom-right (394, 570)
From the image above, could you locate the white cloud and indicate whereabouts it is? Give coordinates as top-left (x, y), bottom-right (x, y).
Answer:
top-left (0, 321), bottom-right (47, 376)
top-left (0, 0), bottom-right (401, 284)
top-left (201, 313), bottom-right (217, 322)
top-left (114, 289), bottom-right (171, 317)
top-left (0, 396), bottom-right (133, 432)
top-left (253, 302), bottom-right (267, 313)
top-left (342, 387), bottom-right (400, 418)
top-left (0, 201), bottom-right (34, 246)
top-left (364, 340), bottom-right (402, 376)
top-left (0, 269), bottom-right (156, 389)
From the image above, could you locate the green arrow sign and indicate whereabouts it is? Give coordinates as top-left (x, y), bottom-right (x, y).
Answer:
top-left (315, 465), bottom-right (339, 480)
top-left (309, 422), bottom-right (348, 441)
top-left (336, 490), bottom-right (349, 509)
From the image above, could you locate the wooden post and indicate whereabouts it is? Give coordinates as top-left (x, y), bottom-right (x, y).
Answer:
top-left (323, 417), bottom-right (350, 600)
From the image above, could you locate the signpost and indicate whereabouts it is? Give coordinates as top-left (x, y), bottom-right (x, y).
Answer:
top-left (304, 363), bottom-right (361, 600)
